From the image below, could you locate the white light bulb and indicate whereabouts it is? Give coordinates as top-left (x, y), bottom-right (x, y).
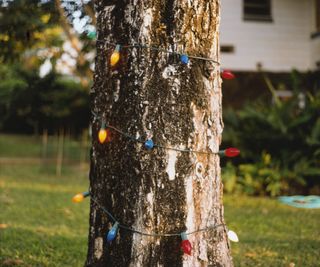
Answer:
top-left (227, 230), bottom-right (239, 242)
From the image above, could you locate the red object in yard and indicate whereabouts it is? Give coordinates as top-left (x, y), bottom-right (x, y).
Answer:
top-left (225, 147), bottom-right (240, 157)
top-left (221, 69), bottom-right (235, 80)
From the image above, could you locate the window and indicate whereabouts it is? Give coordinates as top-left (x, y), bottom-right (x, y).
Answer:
top-left (311, 0), bottom-right (320, 38)
top-left (316, 0), bottom-right (320, 32)
top-left (243, 0), bottom-right (272, 22)
top-left (221, 45), bottom-right (235, 53)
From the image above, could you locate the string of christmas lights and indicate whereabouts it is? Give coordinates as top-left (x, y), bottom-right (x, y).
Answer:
top-left (92, 112), bottom-right (240, 157)
top-left (97, 40), bottom-right (220, 65)
top-left (78, 31), bottom-right (240, 257)
top-left (87, 31), bottom-right (235, 79)
top-left (72, 191), bottom-right (239, 254)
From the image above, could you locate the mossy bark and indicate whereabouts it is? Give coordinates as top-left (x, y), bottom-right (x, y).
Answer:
top-left (86, 0), bottom-right (233, 266)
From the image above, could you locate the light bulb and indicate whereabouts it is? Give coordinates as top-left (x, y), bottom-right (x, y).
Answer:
top-left (144, 139), bottom-right (154, 150)
top-left (72, 192), bottom-right (90, 203)
top-left (98, 128), bottom-right (107, 144)
top-left (180, 54), bottom-right (189, 64)
top-left (87, 31), bottom-right (96, 40)
top-left (180, 232), bottom-right (192, 255)
top-left (225, 147), bottom-right (240, 157)
top-left (227, 230), bottom-right (239, 242)
top-left (98, 120), bottom-right (107, 144)
top-left (221, 69), bottom-right (235, 80)
top-left (218, 147), bottom-right (240, 158)
top-left (110, 44), bottom-right (121, 66)
top-left (106, 222), bottom-right (119, 242)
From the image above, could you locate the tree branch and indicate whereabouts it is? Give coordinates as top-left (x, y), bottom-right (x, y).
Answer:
top-left (81, 0), bottom-right (96, 26)
top-left (54, 0), bottom-right (92, 87)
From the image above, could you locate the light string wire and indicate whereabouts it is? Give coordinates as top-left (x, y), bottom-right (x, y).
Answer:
top-left (90, 195), bottom-right (226, 237)
top-left (95, 39), bottom-right (220, 65)
top-left (92, 111), bottom-right (219, 156)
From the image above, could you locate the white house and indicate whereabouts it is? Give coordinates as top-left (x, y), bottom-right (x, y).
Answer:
top-left (220, 0), bottom-right (320, 72)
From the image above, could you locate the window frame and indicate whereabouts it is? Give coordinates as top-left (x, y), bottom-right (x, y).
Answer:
top-left (243, 0), bottom-right (273, 22)
top-left (316, 0), bottom-right (320, 32)
top-left (220, 45), bottom-right (235, 54)
top-left (311, 0), bottom-right (320, 38)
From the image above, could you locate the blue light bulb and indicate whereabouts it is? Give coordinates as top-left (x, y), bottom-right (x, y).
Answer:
top-left (180, 54), bottom-right (189, 64)
top-left (144, 139), bottom-right (154, 150)
top-left (87, 31), bottom-right (96, 40)
top-left (106, 222), bottom-right (119, 242)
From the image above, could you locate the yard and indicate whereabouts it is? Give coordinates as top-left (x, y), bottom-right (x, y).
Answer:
top-left (0, 135), bottom-right (319, 266)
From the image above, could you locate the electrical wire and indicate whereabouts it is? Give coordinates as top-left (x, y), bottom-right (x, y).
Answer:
top-left (92, 111), bottom-right (219, 156)
top-left (91, 195), bottom-right (225, 237)
top-left (95, 40), bottom-right (220, 64)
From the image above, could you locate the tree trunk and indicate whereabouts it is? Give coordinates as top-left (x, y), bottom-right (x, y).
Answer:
top-left (86, 0), bottom-right (233, 266)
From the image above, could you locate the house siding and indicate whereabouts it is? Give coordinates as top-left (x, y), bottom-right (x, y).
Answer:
top-left (220, 0), bottom-right (318, 72)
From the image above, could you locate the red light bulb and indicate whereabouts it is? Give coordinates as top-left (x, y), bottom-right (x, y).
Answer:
top-left (225, 147), bottom-right (240, 157)
top-left (218, 147), bottom-right (240, 157)
top-left (221, 69), bottom-right (235, 80)
top-left (180, 232), bottom-right (192, 255)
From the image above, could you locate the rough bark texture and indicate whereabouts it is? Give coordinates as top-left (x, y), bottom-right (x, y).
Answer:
top-left (86, 0), bottom-right (233, 266)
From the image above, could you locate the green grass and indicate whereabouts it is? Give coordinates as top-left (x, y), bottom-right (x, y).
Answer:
top-left (0, 164), bottom-right (90, 267)
top-left (0, 134), bottom-right (90, 161)
top-left (224, 196), bottom-right (320, 266)
top-left (1, 165), bottom-right (319, 267)
top-left (0, 157), bottom-right (319, 266)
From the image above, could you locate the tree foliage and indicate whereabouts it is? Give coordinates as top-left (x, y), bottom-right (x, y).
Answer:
top-left (0, 63), bottom-right (89, 134)
top-left (0, 0), bottom-right (61, 62)
top-left (0, 0), bottom-right (96, 133)
top-left (222, 74), bottom-right (320, 195)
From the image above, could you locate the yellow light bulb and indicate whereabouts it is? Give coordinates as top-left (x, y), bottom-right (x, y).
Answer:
top-left (110, 44), bottom-right (121, 66)
top-left (98, 128), bottom-right (107, 144)
top-left (72, 193), bottom-right (84, 203)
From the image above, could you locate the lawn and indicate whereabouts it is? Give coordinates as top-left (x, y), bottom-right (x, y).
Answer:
top-left (0, 164), bottom-right (89, 267)
top-left (1, 163), bottom-right (319, 266)
top-left (224, 196), bottom-right (320, 266)
top-left (0, 134), bottom-right (90, 161)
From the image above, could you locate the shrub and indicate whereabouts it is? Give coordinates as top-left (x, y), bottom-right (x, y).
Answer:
top-left (222, 75), bottom-right (320, 196)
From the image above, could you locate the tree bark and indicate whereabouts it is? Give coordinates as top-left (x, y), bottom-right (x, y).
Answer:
top-left (86, 0), bottom-right (233, 266)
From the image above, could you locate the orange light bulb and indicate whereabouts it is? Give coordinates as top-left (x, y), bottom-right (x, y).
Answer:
top-left (72, 193), bottom-right (84, 203)
top-left (98, 128), bottom-right (107, 144)
top-left (110, 45), bottom-right (121, 66)
top-left (72, 192), bottom-right (90, 203)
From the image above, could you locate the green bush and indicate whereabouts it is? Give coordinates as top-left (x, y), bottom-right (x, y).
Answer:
top-left (222, 75), bottom-right (320, 196)
top-left (0, 64), bottom-right (89, 134)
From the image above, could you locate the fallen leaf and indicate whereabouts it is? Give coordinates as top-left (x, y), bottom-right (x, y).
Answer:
top-left (262, 250), bottom-right (278, 257)
top-left (245, 252), bottom-right (257, 258)
top-left (63, 208), bottom-right (72, 215)
top-left (2, 259), bottom-right (24, 266)
top-left (0, 223), bottom-right (8, 229)
top-left (0, 194), bottom-right (14, 204)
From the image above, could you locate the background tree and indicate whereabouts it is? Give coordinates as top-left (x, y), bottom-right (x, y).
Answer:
top-left (0, 0), bottom-right (60, 63)
top-left (87, 0), bottom-right (233, 266)
top-left (0, 65), bottom-right (89, 134)
top-left (0, 0), bottom-right (94, 134)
